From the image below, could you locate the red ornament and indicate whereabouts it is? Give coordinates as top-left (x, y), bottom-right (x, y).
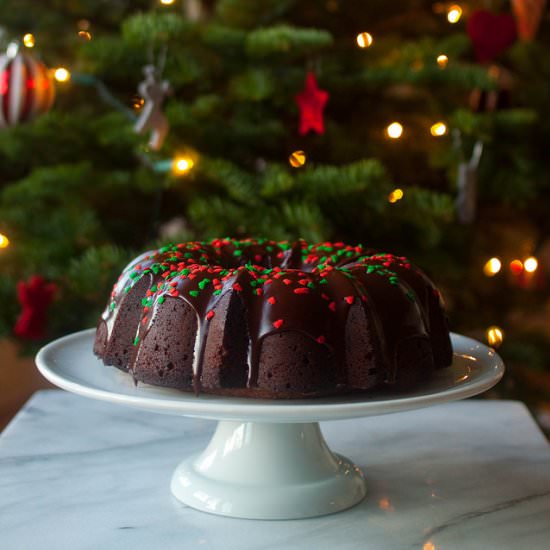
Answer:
top-left (0, 49), bottom-right (55, 129)
top-left (295, 72), bottom-right (329, 135)
top-left (467, 10), bottom-right (517, 63)
top-left (14, 275), bottom-right (57, 340)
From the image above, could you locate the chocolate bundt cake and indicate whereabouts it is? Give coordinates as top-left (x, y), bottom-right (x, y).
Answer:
top-left (94, 238), bottom-right (453, 398)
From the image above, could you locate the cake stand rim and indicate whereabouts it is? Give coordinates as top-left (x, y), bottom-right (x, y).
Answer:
top-left (35, 328), bottom-right (504, 423)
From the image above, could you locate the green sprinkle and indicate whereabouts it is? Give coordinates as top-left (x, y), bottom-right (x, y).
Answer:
top-left (158, 296), bottom-right (165, 304)
top-left (189, 290), bottom-right (200, 297)
top-left (213, 289), bottom-right (222, 295)
top-left (141, 298), bottom-right (148, 306)
top-left (109, 302), bottom-right (116, 311)
top-left (233, 250), bottom-right (243, 256)
top-left (320, 278), bottom-right (328, 284)
top-left (133, 336), bottom-right (140, 346)
top-left (198, 278), bottom-right (211, 289)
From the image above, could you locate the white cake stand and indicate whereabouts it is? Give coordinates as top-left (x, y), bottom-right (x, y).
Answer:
top-left (36, 329), bottom-right (504, 520)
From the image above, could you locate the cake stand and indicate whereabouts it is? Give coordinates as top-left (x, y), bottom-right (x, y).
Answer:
top-left (36, 329), bottom-right (504, 520)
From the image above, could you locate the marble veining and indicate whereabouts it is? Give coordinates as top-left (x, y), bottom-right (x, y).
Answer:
top-left (1, 390), bottom-right (550, 549)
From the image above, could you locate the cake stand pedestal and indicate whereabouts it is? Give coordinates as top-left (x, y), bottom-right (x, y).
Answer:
top-left (36, 329), bottom-right (504, 520)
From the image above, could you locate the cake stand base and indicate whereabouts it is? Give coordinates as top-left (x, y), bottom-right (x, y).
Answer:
top-left (170, 420), bottom-right (367, 519)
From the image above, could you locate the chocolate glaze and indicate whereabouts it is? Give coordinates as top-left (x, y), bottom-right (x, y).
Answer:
top-left (94, 239), bottom-right (453, 395)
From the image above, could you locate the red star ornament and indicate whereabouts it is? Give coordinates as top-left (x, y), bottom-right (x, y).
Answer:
top-left (295, 72), bottom-right (329, 135)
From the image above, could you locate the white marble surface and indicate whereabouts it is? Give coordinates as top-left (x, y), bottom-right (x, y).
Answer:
top-left (1, 391), bottom-right (550, 549)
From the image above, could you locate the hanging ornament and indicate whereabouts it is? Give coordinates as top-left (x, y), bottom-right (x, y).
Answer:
top-left (295, 72), bottom-right (329, 136)
top-left (184, 0), bottom-right (204, 21)
top-left (511, 0), bottom-right (546, 41)
top-left (14, 275), bottom-right (56, 340)
top-left (467, 10), bottom-right (517, 64)
top-left (0, 45), bottom-right (55, 129)
top-left (453, 130), bottom-right (483, 224)
top-left (134, 64), bottom-right (171, 151)
top-left (470, 65), bottom-right (514, 113)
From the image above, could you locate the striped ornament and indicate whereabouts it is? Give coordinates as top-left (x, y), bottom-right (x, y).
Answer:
top-left (0, 51), bottom-right (55, 129)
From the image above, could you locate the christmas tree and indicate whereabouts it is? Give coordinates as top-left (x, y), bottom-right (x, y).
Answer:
top-left (0, 1), bottom-right (548, 410)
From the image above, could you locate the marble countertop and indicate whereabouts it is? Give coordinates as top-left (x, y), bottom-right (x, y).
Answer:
top-left (1, 390), bottom-right (550, 550)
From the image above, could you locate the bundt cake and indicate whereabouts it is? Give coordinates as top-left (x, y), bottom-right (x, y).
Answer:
top-left (93, 238), bottom-right (453, 398)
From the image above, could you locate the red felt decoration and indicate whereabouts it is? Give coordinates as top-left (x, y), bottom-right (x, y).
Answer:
top-left (14, 275), bottom-right (57, 340)
top-left (295, 72), bottom-right (329, 135)
top-left (467, 10), bottom-right (517, 64)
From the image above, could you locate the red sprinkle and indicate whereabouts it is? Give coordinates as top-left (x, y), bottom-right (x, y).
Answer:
top-left (298, 278), bottom-right (309, 286)
top-left (329, 301), bottom-right (336, 312)
top-left (283, 279), bottom-right (292, 285)
top-left (233, 283), bottom-right (243, 292)
top-left (255, 288), bottom-right (263, 296)
top-left (344, 296), bottom-right (354, 305)
top-left (273, 319), bottom-right (284, 329)
top-left (254, 254), bottom-right (262, 263)
top-left (294, 287), bottom-right (309, 295)
top-left (206, 310), bottom-right (215, 321)
top-left (321, 293), bottom-right (331, 301)
top-left (267, 296), bottom-right (276, 305)
top-left (316, 335), bottom-right (326, 344)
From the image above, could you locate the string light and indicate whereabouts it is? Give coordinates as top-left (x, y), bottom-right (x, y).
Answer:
top-left (386, 122), bottom-right (403, 139)
top-left (436, 54), bottom-right (448, 68)
top-left (486, 326), bottom-right (504, 348)
top-left (524, 257), bottom-right (538, 273)
top-left (483, 257), bottom-right (502, 277)
top-left (356, 32), bottom-right (373, 48)
top-left (0, 233), bottom-right (9, 249)
top-left (289, 150), bottom-right (306, 168)
top-left (22, 33), bottom-right (35, 48)
top-left (447, 5), bottom-right (463, 23)
top-left (423, 542), bottom-right (436, 550)
top-left (388, 188), bottom-right (404, 203)
top-left (160, 0), bottom-right (175, 4)
top-left (172, 156), bottom-right (194, 175)
top-left (54, 68), bottom-right (71, 83)
top-left (132, 95), bottom-right (145, 110)
top-left (430, 122), bottom-right (447, 136)
top-left (78, 30), bottom-right (92, 41)
top-left (510, 259), bottom-right (524, 275)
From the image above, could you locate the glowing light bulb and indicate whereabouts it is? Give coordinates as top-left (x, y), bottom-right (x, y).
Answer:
top-left (289, 150), bottom-right (306, 168)
top-left (388, 188), bottom-right (404, 203)
top-left (510, 259), bottom-right (524, 275)
top-left (160, 0), bottom-right (175, 4)
top-left (54, 68), bottom-right (70, 83)
top-left (78, 30), bottom-right (92, 41)
top-left (356, 32), bottom-right (373, 48)
top-left (386, 122), bottom-right (403, 139)
top-left (23, 33), bottom-right (35, 48)
top-left (430, 122), bottom-right (447, 136)
top-left (524, 257), bottom-right (538, 273)
top-left (423, 542), bottom-right (436, 550)
top-left (483, 257), bottom-right (502, 277)
top-left (447, 5), bottom-right (462, 23)
top-left (173, 157), bottom-right (194, 174)
top-left (0, 233), bottom-right (9, 248)
top-left (132, 95), bottom-right (145, 110)
top-left (436, 54), bottom-right (448, 68)
top-left (486, 326), bottom-right (504, 348)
